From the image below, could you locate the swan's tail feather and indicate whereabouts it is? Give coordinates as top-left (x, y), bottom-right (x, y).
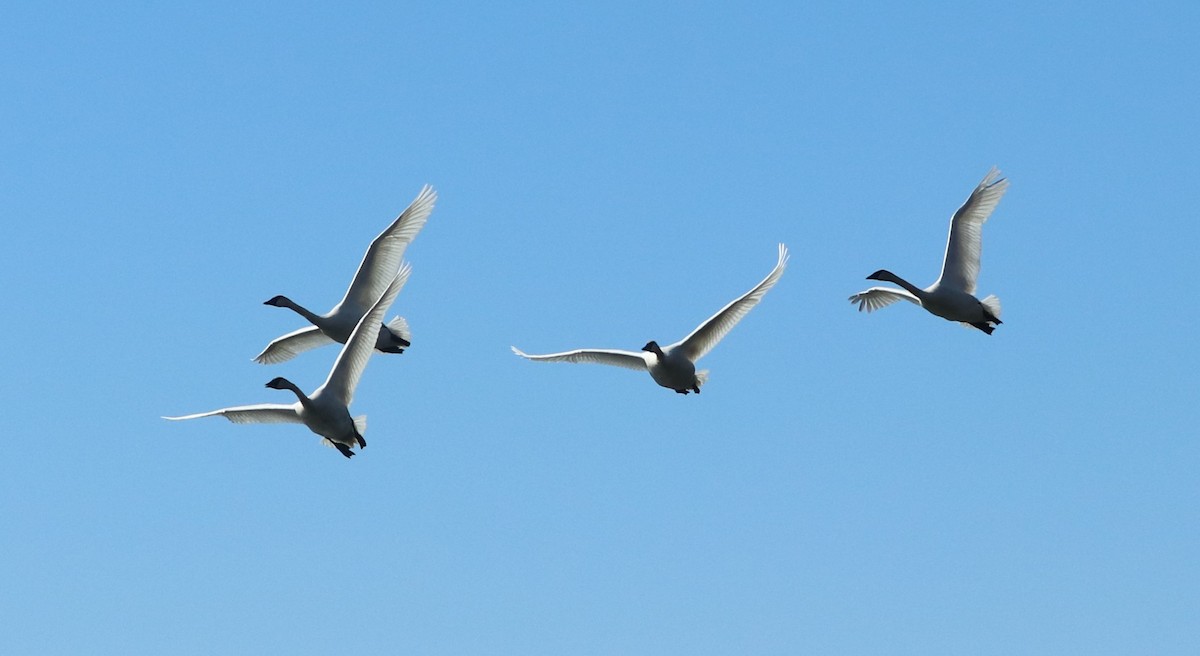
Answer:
top-left (981, 295), bottom-right (1001, 321)
top-left (695, 370), bottom-right (710, 389)
top-left (386, 316), bottom-right (411, 343)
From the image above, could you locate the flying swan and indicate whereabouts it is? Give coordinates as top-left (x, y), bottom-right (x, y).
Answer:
top-left (254, 185), bottom-right (436, 364)
top-left (512, 244), bottom-right (788, 394)
top-left (848, 168), bottom-right (1008, 334)
top-left (164, 263), bottom-right (411, 458)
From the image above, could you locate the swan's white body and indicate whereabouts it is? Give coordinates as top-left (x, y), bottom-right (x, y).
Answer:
top-left (849, 168), bottom-right (1008, 334)
top-left (512, 244), bottom-right (788, 394)
top-left (165, 264), bottom-right (411, 458)
top-left (254, 185), bottom-right (436, 364)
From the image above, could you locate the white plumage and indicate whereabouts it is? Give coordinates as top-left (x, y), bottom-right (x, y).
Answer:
top-left (513, 244), bottom-right (788, 394)
top-left (849, 168), bottom-right (1008, 334)
top-left (165, 264), bottom-right (411, 458)
top-left (255, 185), bottom-right (435, 364)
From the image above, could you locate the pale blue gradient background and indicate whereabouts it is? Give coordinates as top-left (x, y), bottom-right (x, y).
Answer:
top-left (2, 2), bottom-right (1197, 654)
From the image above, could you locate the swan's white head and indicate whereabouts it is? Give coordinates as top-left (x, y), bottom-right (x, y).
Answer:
top-left (642, 341), bottom-right (666, 360)
top-left (264, 376), bottom-right (292, 390)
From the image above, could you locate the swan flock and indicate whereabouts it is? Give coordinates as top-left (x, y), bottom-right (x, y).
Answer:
top-left (165, 168), bottom-right (1010, 457)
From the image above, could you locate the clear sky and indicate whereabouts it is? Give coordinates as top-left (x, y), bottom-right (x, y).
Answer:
top-left (2, 2), bottom-right (1197, 654)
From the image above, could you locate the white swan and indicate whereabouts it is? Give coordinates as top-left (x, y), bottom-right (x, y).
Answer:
top-left (512, 244), bottom-right (788, 394)
top-left (165, 263), bottom-right (412, 458)
top-left (254, 185), bottom-right (436, 364)
top-left (848, 168), bottom-right (1008, 334)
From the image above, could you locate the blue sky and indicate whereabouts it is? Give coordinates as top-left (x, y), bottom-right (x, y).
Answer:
top-left (2, 1), bottom-right (1197, 653)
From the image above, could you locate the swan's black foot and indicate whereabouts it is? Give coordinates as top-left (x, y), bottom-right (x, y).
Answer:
top-left (970, 321), bottom-right (996, 335)
top-left (692, 385), bottom-right (701, 394)
top-left (674, 388), bottom-right (690, 395)
top-left (379, 345), bottom-right (406, 354)
top-left (333, 443), bottom-right (355, 458)
top-left (355, 434), bottom-right (366, 449)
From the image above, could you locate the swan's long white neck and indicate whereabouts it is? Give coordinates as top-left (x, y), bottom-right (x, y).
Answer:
top-left (271, 378), bottom-right (311, 406)
top-left (274, 296), bottom-right (325, 326)
top-left (873, 270), bottom-right (925, 299)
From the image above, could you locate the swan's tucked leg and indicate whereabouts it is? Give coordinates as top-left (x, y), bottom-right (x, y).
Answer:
top-left (969, 322), bottom-right (995, 335)
top-left (333, 443), bottom-right (355, 458)
top-left (378, 329), bottom-right (410, 354)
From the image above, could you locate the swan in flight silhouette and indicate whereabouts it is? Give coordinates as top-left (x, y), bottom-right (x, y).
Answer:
top-left (254, 185), bottom-right (435, 364)
top-left (849, 168), bottom-right (1008, 334)
top-left (512, 244), bottom-right (788, 394)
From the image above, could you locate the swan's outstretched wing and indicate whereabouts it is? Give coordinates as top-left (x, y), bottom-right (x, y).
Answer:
top-left (671, 244), bottom-right (789, 361)
top-left (321, 262), bottom-right (412, 407)
top-left (511, 346), bottom-right (648, 371)
top-left (253, 325), bottom-right (338, 365)
top-left (936, 168), bottom-right (1008, 294)
top-left (847, 287), bottom-right (921, 312)
top-left (163, 403), bottom-right (300, 424)
top-left (334, 185), bottom-right (435, 316)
